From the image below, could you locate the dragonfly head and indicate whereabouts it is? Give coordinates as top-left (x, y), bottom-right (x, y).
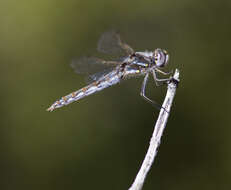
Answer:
top-left (153, 48), bottom-right (169, 67)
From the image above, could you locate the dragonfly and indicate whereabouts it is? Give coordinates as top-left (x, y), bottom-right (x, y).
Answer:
top-left (47, 30), bottom-right (172, 112)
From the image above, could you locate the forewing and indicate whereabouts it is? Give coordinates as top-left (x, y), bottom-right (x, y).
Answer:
top-left (97, 30), bottom-right (134, 55)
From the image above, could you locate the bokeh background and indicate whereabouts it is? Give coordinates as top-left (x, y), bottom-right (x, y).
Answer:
top-left (1, 0), bottom-right (231, 189)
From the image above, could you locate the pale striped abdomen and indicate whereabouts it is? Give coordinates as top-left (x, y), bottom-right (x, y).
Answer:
top-left (47, 70), bottom-right (122, 111)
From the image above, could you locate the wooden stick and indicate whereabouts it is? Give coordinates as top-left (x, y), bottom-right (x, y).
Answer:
top-left (128, 69), bottom-right (180, 190)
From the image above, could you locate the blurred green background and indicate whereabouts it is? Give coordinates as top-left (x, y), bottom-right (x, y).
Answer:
top-left (1, 0), bottom-right (231, 189)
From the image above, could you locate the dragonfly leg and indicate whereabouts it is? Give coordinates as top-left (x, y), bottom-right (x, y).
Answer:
top-left (155, 68), bottom-right (173, 75)
top-left (140, 73), bottom-right (162, 110)
top-left (152, 70), bottom-right (171, 86)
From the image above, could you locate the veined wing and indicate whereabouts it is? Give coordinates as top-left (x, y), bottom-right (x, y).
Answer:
top-left (71, 57), bottom-right (106, 74)
top-left (70, 56), bottom-right (121, 84)
top-left (86, 68), bottom-right (115, 84)
top-left (97, 30), bottom-right (134, 55)
top-left (71, 56), bottom-right (119, 74)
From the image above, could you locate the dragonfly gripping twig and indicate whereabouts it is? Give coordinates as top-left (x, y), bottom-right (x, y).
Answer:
top-left (47, 31), bottom-right (172, 112)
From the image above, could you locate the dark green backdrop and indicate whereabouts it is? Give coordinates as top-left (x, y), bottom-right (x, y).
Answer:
top-left (1, 0), bottom-right (231, 189)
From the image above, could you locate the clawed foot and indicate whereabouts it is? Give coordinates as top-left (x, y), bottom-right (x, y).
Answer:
top-left (167, 76), bottom-right (179, 87)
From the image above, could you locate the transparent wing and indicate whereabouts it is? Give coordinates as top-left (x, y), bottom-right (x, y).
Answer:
top-left (86, 68), bottom-right (114, 84)
top-left (97, 30), bottom-right (134, 55)
top-left (70, 56), bottom-right (120, 84)
top-left (70, 56), bottom-right (120, 74)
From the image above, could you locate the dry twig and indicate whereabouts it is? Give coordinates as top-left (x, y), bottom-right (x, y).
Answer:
top-left (128, 69), bottom-right (180, 190)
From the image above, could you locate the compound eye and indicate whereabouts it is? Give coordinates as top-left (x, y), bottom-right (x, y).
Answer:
top-left (154, 48), bottom-right (169, 67)
top-left (154, 52), bottom-right (159, 61)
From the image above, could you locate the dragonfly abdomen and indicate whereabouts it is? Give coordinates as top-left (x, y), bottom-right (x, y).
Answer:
top-left (47, 70), bottom-right (121, 111)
